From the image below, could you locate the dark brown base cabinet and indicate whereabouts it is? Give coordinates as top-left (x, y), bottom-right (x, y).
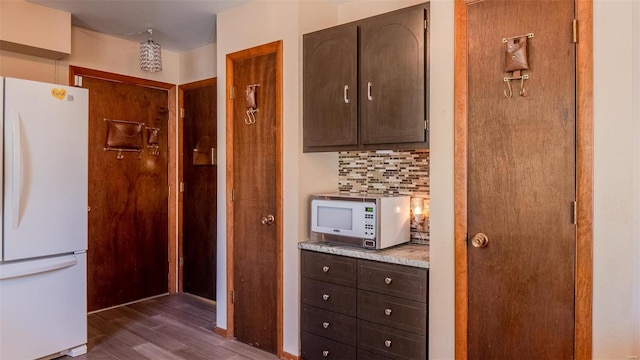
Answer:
top-left (301, 250), bottom-right (428, 360)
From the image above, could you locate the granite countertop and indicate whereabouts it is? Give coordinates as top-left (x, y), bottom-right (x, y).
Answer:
top-left (298, 240), bottom-right (429, 269)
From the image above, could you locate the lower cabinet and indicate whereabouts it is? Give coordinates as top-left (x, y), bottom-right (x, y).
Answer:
top-left (300, 250), bottom-right (428, 360)
top-left (302, 332), bottom-right (357, 360)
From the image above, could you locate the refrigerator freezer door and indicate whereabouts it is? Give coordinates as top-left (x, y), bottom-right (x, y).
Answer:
top-left (0, 253), bottom-right (87, 359)
top-left (2, 78), bottom-right (88, 261)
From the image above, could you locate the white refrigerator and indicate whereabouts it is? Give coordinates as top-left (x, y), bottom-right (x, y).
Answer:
top-left (0, 77), bottom-right (88, 359)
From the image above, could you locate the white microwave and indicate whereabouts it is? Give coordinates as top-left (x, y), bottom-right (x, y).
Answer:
top-left (309, 193), bottom-right (409, 249)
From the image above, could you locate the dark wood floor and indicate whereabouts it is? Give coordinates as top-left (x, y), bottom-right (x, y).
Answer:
top-left (61, 293), bottom-right (279, 360)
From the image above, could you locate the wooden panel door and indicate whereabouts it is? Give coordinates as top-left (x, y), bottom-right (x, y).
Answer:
top-left (83, 76), bottom-right (169, 312)
top-left (231, 51), bottom-right (278, 353)
top-left (466, 1), bottom-right (576, 358)
top-left (360, 4), bottom-right (427, 145)
top-left (182, 81), bottom-right (217, 301)
top-left (303, 24), bottom-right (358, 151)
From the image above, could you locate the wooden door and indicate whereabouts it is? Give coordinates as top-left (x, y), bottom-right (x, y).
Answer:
top-left (230, 47), bottom-right (280, 354)
top-left (182, 80), bottom-right (217, 301)
top-left (360, 3), bottom-right (427, 145)
top-left (466, 1), bottom-right (576, 358)
top-left (303, 23), bottom-right (358, 151)
top-left (83, 76), bottom-right (169, 312)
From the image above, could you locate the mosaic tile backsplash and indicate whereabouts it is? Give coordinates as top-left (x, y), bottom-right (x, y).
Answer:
top-left (338, 149), bottom-right (430, 244)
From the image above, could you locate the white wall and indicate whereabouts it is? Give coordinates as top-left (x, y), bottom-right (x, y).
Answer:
top-left (338, 0), bottom-right (423, 21)
top-left (423, 1), bottom-right (455, 358)
top-left (179, 43), bottom-right (216, 84)
top-left (215, 0), bottom-right (454, 357)
top-left (593, 0), bottom-right (640, 358)
top-left (70, 27), bottom-right (180, 84)
top-left (0, 26), bottom-right (181, 85)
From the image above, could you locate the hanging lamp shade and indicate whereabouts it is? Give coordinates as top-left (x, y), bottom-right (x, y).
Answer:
top-left (140, 29), bottom-right (162, 72)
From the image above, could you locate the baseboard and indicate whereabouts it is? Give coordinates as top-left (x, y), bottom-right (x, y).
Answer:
top-left (213, 326), bottom-right (230, 339)
top-left (280, 351), bottom-right (300, 360)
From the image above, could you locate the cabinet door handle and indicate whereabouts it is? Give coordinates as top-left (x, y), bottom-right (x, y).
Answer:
top-left (322, 265), bottom-right (330, 273)
top-left (367, 82), bottom-right (373, 101)
top-left (322, 321), bottom-right (330, 329)
top-left (344, 85), bottom-right (350, 104)
top-left (384, 277), bottom-right (393, 285)
top-left (322, 293), bottom-right (330, 301)
top-left (384, 340), bottom-right (392, 348)
top-left (322, 350), bottom-right (330, 357)
top-left (384, 308), bottom-right (392, 316)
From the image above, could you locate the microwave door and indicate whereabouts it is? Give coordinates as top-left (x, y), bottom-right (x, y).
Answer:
top-left (317, 206), bottom-right (353, 230)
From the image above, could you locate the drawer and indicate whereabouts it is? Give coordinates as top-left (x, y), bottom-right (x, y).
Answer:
top-left (301, 331), bottom-right (356, 360)
top-left (357, 320), bottom-right (426, 360)
top-left (302, 304), bottom-right (357, 346)
top-left (358, 349), bottom-right (393, 360)
top-left (302, 250), bottom-right (357, 287)
top-left (357, 260), bottom-right (427, 302)
top-left (357, 290), bottom-right (427, 335)
top-left (302, 278), bottom-right (357, 316)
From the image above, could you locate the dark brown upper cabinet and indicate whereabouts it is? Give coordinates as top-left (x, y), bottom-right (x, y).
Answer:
top-left (303, 3), bottom-right (429, 153)
top-left (303, 24), bottom-right (358, 149)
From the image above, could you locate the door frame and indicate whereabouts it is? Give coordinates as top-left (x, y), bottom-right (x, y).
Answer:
top-left (224, 41), bottom-right (283, 356)
top-left (68, 66), bottom-right (179, 294)
top-left (177, 77), bottom-right (218, 293)
top-left (453, 1), bottom-right (593, 359)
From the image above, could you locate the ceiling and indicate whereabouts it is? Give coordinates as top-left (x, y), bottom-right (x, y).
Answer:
top-left (28, 0), bottom-right (252, 52)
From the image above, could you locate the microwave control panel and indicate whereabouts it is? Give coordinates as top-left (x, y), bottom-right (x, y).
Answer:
top-left (364, 207), bottom-right (376, 237)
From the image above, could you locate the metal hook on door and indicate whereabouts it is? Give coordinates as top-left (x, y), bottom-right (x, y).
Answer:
top-left (244, 84), bottom-right (260, 125)
top-left (503, 74), bottom-right (529, 99)
top-left (245, 109), bottom-right (258, 125)
top-left (503, 78), bottom-right (513, 98)
top-left (518, 76), bottom-right (528, 97)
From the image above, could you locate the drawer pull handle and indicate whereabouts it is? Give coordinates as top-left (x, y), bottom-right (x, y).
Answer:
top-left (322, 294), bottom-right (330, 301)
top-left (322, 322), bottom-right (330, 329)
top-left (384, 308), bottom-right (392, 316)
top-left (322, 266), bottom-right (330, 273)
top-left (384, 277), bottom-right (393, 285)
top-left (322, 350), bottom-right (330, 357)
top-left (384, 340), bottom-right (392, 348)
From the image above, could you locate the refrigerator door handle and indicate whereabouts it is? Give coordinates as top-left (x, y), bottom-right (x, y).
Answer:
top-left (11, 114), bottom-right (23, 229)
top-left (0, 255), bottom-right (78, 280)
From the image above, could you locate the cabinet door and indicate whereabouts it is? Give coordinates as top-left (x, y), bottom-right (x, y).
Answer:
top-left (360, 5), bottom-right (427, 145)
top-left (303, 24), bottom-right (358, 151)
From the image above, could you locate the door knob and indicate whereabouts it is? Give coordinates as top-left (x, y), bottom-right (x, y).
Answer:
top-left (471, 233), bottom-right (489, 248)
top-left (261, 214), bottom-right (275, 225)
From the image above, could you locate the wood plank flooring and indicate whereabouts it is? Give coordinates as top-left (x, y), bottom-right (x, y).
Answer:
top-left (61, 293), bottom-right (279, 360)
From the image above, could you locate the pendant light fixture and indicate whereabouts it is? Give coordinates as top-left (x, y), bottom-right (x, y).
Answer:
top-left (140, 29), bottom-right (162, 72)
